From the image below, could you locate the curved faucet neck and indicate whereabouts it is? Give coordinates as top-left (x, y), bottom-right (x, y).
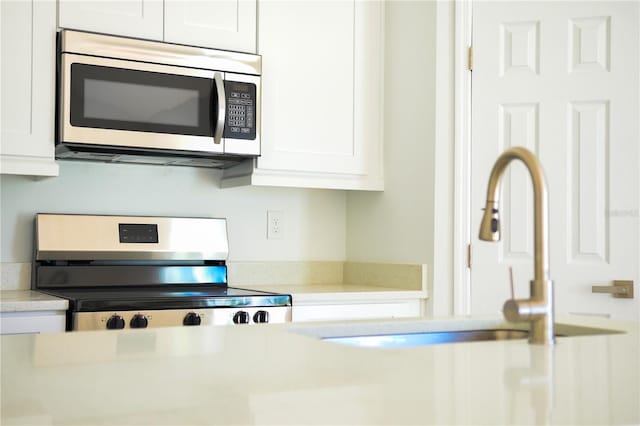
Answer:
top-left (484, 147), bottom-right (550, 282)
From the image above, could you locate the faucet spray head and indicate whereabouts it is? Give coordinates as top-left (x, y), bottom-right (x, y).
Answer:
top-left (479, 202), bottom-right (500, 241)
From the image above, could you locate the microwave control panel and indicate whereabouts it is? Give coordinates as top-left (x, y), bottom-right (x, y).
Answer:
top-left (223, 81), bottom-right (257, 140)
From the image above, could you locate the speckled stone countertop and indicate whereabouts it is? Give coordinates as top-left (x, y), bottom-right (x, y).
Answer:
top-left (0, 290), bottom-right (68, 312)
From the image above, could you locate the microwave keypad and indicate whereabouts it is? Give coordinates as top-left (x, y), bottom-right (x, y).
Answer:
top-left (224, 82), bottom-right (256, 140)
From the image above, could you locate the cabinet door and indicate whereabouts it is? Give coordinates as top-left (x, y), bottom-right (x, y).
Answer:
top-left (292, 300), bottom-right (423, 322)
top-left (258, 0), bottom-right (355, 174)
top-left (58, 0), bottom-right (163, 40)
top-left (0, 312), bottom-right (66, 335)
top-left (254, 0), bottom-right (383, 188)
top-left (0, 0), bottom-right (58, 176)
top-left (164, 0), bottom-right (257, 52)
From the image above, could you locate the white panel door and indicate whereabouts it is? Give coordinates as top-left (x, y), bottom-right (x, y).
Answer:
top-left (471, 2), bottom-right (639, 319)
top-left (58, 0), bottom-right (163, 40)
top-left (164, 0), bottom-right (256, 52)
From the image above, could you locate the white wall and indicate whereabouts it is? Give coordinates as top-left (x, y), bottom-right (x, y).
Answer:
top-left (0, 161), bottom-right (346, 263)
top-left (346, 1), bottom-right (436, 266)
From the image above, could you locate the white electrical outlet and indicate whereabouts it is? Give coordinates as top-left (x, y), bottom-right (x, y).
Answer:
top-left (267, 210), bottom-right (284, 239)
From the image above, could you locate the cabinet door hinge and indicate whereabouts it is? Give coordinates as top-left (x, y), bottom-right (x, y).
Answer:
top-left (466, 244), bottom-right (472, 269)
top-left (467, 46), bottom-right (473, 71)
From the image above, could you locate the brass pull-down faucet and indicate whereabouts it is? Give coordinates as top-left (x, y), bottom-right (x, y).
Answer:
top-left (478, 147), bottom-right (555, 345)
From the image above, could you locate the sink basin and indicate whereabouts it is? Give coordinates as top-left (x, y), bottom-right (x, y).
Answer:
top-left (296, 320), bottom-right (625, 349)
top-left (324, 329), bottom-right (532, 348)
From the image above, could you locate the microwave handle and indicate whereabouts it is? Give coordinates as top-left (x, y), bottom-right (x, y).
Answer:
top-left (213, 72), bottom-right (226, 145)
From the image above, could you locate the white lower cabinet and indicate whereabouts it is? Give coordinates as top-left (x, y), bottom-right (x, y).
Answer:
top-left (292, 300), bottom-right (423, 323)
top-left (0, 311), bottom-right (66, 335)
top-left (222, 0), bottom-right (384, 190)
top-left (0, 0), bottom-right (59, 177)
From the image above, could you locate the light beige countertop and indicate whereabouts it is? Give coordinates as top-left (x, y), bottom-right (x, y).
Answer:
top-left (243, 283), bottom-right (427, 303)
top-left (1, 261), bottom-right (428, 311)
top-left (1, 315), bottom-right (638, 425)
top-left (0, 290), bottom-right (68, 312)
top-left (0, 284), bottom-right (424, 314)
top-left (230, 261), bottom-right (428, 304)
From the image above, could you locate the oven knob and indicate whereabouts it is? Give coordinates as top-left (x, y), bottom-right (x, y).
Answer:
top-left (232, 311), bottom-right (250, 324)
top-left (253, 310), bottom-right (269, 324)
top-left (130, 314), bottom-right (148, 329)
top-left (183, 312), bottom-right (202, 326)
top-left (106, 315), bottom-right (125, 330)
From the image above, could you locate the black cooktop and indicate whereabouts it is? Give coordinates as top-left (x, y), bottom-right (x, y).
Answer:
top-left (38, 285), bottom-right (292, 312)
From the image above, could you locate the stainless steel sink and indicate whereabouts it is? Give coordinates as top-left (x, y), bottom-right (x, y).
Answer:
top-left (324, 329), bottom-right (531, 348)
top-left (320, 323), bottom-right (623, 349)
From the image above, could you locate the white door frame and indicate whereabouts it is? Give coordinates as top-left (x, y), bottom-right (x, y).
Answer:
top-left (432, 0), bottom-right (473, 316)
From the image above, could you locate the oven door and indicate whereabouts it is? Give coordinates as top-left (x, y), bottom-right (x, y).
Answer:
top-left (59, 53), bottom-right (227, 155)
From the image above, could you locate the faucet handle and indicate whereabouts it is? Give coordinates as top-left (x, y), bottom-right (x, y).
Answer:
top-left (509, 267), bottom-right (515, 299)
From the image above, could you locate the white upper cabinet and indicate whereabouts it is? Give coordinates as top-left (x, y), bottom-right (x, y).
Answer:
top-left (222, 0), bottom-right (384, 190)
top-left (164, 0), bottom-right (256, 53)
top-left (1, 0), bottom-right (59, 176)
top-left (58, 0), bottom-right (164, 41)
top-left (258, 0), bottom-right (356, 175)
top-left (58, 0), bottom-right (257, 53)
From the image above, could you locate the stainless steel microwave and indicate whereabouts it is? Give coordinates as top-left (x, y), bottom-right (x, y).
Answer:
top-left (56, 30), bottom-right (261, 168)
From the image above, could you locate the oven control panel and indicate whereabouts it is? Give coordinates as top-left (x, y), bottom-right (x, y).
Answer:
top-left (73, 307), bottom-right (291, 331)
top-left (118, 223), bottom-right (158, 243)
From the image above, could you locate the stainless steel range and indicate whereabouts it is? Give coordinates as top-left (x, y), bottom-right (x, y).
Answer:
top-left (32, 214), bottom-right (292, 331)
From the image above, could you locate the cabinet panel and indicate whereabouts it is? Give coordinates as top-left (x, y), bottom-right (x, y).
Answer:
top-left (257, 0), bottom-right (356, 174)
top-left (293, 300), bottom-right (423, 322)
top-left (0, 311), bottom-right (66, 335)
top-left (58, 0), bottom-right (163, 40)
top-left (164, 0), bottom-right (257, 52)
top-left (0, 0), bottom-right (59, 176)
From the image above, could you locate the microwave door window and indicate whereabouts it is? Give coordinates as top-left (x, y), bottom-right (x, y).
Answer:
top-left (84, 79), bottom-right (199, 126)
top-left (69, 63), bottom-right (214, 137)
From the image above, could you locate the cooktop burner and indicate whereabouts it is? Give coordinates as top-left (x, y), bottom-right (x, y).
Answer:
top-left (39, 285), bottom-right (291, 312)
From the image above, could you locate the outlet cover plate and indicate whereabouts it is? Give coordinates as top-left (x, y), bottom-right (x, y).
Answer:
top-left (267, 210), bottom-right (283, 239)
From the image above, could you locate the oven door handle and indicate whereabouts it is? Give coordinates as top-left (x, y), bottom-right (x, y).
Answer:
top-left (213, 72), bottom-right (226, 146)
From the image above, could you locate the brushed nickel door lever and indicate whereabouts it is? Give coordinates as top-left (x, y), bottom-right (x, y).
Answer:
top-left (592, 280), bottom-right (634, 299)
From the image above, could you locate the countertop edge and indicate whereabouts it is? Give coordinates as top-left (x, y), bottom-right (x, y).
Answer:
top-left (0, 290), bottom-right (69, 312)
top-left (0, 285), bottom-right (426, 313)
top-left (242, 284), bottom-right (428, 304)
